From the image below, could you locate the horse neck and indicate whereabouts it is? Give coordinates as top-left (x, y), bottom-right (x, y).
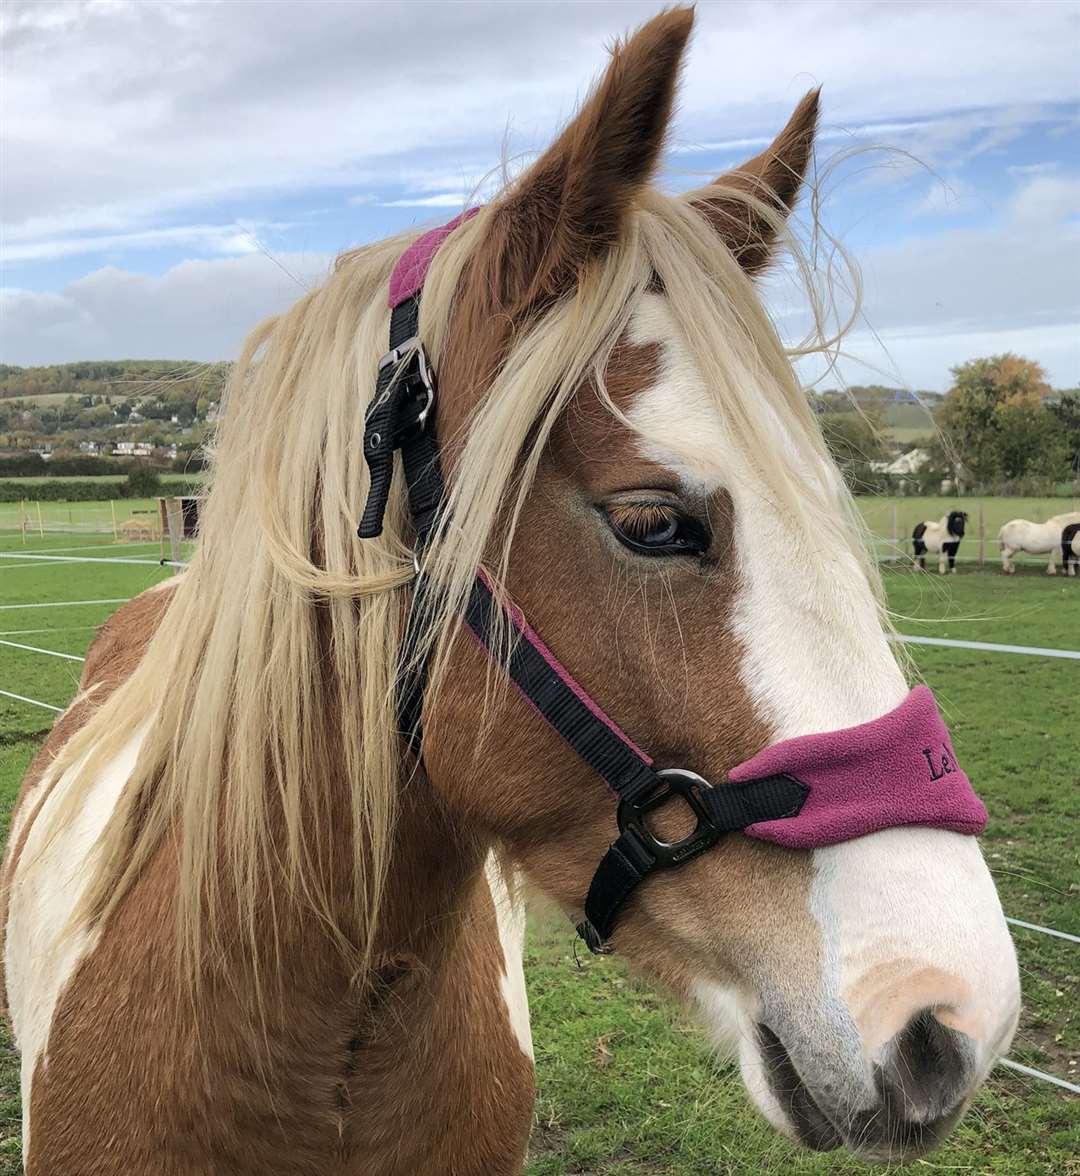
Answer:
top-left (371, 766), bottom-right (489, 961)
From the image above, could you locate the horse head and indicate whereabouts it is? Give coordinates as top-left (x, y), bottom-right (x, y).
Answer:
top-left (948, 510), bottom-right (970, 538)
top-left (404, 9), bottom-right (1018, 1161)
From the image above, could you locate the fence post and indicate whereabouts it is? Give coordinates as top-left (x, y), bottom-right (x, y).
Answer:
top-left (110, 500), bottom-right (118, 541)
top-left (36, 502), bottom-right (44, 538)
top-left (978, 505), bottom-right (985, 567)
top-left (891, 504), bottom-right (898, 564)
top-left (19, 499), bottom-right (26, 545)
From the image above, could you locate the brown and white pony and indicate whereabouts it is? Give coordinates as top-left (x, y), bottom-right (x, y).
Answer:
top-left (2, 10), bottom-right (1019, 1173)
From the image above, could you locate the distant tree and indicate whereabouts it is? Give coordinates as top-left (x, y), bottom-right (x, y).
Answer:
top-left (126, 466), bottom-right (163, 498)
top-left (990, 401), bottom-right (1068, 481)
top-left (819, 412), bottom-right (889, 492)
top-left (1047, 390), bottom-right (1080, 479)
top-left (935, 354), bottom-right (1058, 488)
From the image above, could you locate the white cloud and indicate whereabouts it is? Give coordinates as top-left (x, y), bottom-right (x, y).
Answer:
top-left (0, 252), bottom-right (332, 365)
top-left (379, 194), bottom-right (474, 209)
top-left (2, 222), bottom-right (273, 263)
top-left (4, 1), bottom-right (1079, 250)
top-left (798, 322), bottom-right (1080, 394)
top-left (1, 0), bottom-right (1077, 384)
top-left (1006, 175), bottom-right (1080, 226)
top-left (910, 176), bottom-right (979, 218)
top-left (772, 171), bottom-right (1080, 388)
top-left (1007, 161), bottom-right (1060, 177)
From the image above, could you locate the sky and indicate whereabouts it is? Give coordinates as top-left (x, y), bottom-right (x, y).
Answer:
top-left (2, 0), bottom-right (1078, 391)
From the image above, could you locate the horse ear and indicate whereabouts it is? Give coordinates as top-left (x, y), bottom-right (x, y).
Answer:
top-left (685, 89), bottom-right (820, 275)
top-left (482, 6), bottom-right (694, 314)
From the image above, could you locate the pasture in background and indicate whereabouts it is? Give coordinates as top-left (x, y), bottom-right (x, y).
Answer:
top-left (859, 495), bottom-right (1080, 568)
top-left (0, 509), bottom-right (1075, 1174)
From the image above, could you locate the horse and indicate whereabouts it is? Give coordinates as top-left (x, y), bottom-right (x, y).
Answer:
top-left (998, 511), bottom-right (1080, 574)
top-left (912, 510), bottom-right (969, 573)
top-left (1063, 521), bottom-right (1080, 577)
top-left (1, 10), bottom-right (1019, 1174)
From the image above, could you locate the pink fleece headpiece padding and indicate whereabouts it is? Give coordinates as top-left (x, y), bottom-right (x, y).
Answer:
top-left (734, 685), bottom-right (986, 848)
top-left (388, 208), bottom-right (480, 308)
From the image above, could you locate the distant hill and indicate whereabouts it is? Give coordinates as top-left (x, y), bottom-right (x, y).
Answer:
top-left (813, 384), bottom-right (944, 406)
top-left (808, 385), bottom-right (944, 448)
top-left (0, 360), bottom-right (228, 404)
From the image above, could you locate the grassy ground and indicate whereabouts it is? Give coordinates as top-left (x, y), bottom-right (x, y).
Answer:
top-left (0, 531), bottom-right (1076, 1173)
top-left (0, 497), bottom-right (183, 542)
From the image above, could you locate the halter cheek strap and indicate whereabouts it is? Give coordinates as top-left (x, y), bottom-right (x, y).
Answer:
top-left (356, 215), bottom-right (988, 954)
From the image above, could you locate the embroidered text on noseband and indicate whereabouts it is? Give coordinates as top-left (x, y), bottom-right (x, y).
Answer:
top-left (356, 214), bottom-right (988, 954)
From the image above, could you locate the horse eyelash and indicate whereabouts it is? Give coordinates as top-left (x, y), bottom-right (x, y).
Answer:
top-left (606, 502), bottom-right (677, 539)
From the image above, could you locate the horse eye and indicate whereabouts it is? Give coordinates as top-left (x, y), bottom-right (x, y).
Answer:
top-left (604, 503), bottom-right (709, 557)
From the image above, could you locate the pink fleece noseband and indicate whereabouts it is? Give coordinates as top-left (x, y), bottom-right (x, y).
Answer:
top-left (361, 213), bottom-right (988, 953)
top-left (735, 686), bottom-right (985, 847)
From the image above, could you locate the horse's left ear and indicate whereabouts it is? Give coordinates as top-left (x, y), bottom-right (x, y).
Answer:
top-left (685, 88), bottom-right (820, 275)
top-left (480, 6), bottom-right (695, 316)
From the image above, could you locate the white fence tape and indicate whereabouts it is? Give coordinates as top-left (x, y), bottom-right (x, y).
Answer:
top-left (0, 638), bottom-right (85, 662)
top-left (1006, 918), bottom-right (1080, 945)
top-left (895, 635), bottom-right (1080, 660)
top-left (997, 1058), bottom-right (1080, 1095)
top-left (0, 598), bottom-right (131, 611)
top-left (0, 552), bottom-right (178, 569)
top-left (0, 688), bottom-right (63, 713)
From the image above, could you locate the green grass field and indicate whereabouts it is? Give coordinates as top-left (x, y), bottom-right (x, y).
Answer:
top-left (0, 473), bottom-right (199, 486)
top-left (0, 522), bottom-right (1076, 1173)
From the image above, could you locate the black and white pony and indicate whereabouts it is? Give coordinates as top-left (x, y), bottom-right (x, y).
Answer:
top-left (912, 510), bottom-right (968, 574)
top-left (1063, 522), bottom-right (1080, 578)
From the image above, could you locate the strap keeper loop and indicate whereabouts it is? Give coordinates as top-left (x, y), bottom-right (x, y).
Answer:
top-left (575, 920), bottom-right (614, 955)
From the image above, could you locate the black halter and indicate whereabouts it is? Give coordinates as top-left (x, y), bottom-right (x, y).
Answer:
top-left (358, 294), bottom-right (807, 953)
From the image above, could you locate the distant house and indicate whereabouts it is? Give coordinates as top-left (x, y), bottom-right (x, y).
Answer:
top-left (884, 449), bottom-right (929, 476)
top-left (78, 440), bottom-right (101, 454)
top-left (112, 440), bottom-right (154, 458)
top-left (867, 448), bottom-right (931, 494)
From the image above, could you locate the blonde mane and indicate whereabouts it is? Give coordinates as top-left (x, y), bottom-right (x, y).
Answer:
top-left (38, 183), bottom-right (882, 988)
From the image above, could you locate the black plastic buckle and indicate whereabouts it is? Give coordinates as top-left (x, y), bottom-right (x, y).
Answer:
top-left (616, 767), bottom-right (723, 869)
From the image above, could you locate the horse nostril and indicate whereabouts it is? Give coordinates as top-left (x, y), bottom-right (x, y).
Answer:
top-left (877, 1008), bottom-right (976, 1125)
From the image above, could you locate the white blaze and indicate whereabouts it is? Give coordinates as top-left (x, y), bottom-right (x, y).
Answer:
top-left (625, 293), bottom-right (1018, 1111)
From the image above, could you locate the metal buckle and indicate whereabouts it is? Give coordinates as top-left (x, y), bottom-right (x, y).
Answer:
top-left (616, 768), bottom-right (722, 868)
top-left (371, 339), bottom-right (436, 432)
